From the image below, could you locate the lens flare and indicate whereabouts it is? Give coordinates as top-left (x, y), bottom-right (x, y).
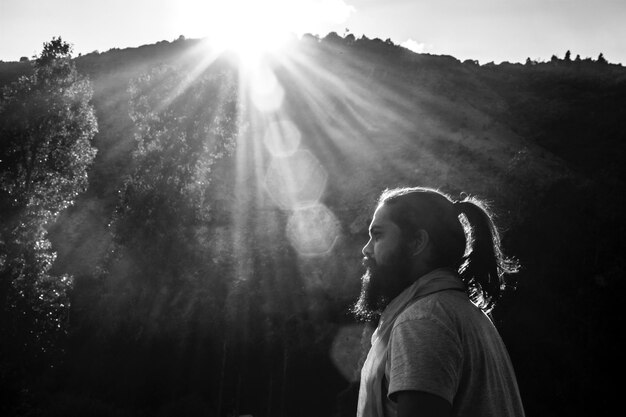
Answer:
top-left (330, 324), bottom-right (370, 382)
top-left (263, 119), bottom-right (302, 157)
top-left (264, 150), bottom-right (328, 209)
top-left (286, 203), bottom-right (340, 256)
top-left (248, 63), bottom-right (285, 112)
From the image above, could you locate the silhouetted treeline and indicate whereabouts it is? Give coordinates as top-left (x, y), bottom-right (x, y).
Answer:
top-left (1, 34), bottom-right (625, 417)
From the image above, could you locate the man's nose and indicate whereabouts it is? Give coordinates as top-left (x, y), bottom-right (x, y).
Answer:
top-left (362, 239), bottom-right (372, 258)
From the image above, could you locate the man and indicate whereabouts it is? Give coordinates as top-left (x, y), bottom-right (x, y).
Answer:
top-left (354, 187), bottom-right (525, 417)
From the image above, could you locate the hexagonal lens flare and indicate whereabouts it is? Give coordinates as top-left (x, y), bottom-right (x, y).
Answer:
top-left (263, 119), bottom-right (302, 157)
top-left (286, 203), bottom-right (340, 256)
top-left (249, 64), bottom-right (284, 112)
top-left (264, 149), bottom-right (328, 209)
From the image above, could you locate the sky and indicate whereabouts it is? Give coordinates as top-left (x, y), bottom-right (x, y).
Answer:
top-left (1, 0), bottom-right (625, 64)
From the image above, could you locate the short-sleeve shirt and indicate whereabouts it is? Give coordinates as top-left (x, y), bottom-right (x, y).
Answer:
top-left (382, 290), bottom-right (525, 417)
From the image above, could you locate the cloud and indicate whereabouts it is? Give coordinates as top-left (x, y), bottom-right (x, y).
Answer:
top-left (400, 39), bottom-right (431, 54)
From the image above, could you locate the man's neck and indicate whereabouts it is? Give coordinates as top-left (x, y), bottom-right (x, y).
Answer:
top-left (409, 263), bottom-right (437, 284)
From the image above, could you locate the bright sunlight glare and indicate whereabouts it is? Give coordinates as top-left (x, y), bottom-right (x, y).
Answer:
top-left (175, 0), bottom-right (355, 58)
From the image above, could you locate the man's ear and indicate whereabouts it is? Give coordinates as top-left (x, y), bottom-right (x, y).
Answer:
top-left (410, 229), bottom-right (429, 257)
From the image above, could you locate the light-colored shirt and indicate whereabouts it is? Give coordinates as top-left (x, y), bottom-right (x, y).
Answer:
top-left (358, 269), bottom-right (467, 417)
top-left (383, 290), bottom-right (525, 417)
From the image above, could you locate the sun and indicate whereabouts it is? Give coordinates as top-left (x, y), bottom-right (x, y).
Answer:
top-left (177, 0), bottom-right (303, 58)
top-left (174, 0), bottom-right (355, 59)
top-left (209, 1), bottom-right (296, 57)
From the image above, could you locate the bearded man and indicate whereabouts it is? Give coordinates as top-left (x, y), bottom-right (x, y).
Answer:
top-left (354, 187), bottom-right (525, 417)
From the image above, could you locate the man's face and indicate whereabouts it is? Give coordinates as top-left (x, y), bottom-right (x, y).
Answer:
top-left (352, 204), bottom-right (413, 321)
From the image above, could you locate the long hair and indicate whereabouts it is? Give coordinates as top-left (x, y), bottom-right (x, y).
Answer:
top-left (377, 187), bottom-right (519, 313)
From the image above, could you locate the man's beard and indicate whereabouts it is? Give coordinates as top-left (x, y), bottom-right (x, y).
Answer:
top-left (351, 243), bottom-right (413, 322)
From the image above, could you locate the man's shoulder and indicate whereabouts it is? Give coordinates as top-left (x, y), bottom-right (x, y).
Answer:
top-left (393, 290), bottom-right (469, 329)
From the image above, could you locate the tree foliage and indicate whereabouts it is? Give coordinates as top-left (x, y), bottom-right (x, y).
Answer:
top-left (95, 64), bottom-right (239, 338)
top-left (58, 64), bottom-right (243, 413)
top-left (0, 37), bottom-right (97, 409)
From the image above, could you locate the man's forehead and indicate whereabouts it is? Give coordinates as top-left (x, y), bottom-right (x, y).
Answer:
top-left (369, 204), bottom-right (394, 229)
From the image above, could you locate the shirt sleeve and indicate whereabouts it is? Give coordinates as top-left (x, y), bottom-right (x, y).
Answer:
top-left (387, 317), bottom-right (462, 405)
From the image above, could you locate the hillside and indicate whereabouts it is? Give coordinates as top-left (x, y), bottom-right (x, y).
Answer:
top-left (1, 35), bottom-right (625, 417)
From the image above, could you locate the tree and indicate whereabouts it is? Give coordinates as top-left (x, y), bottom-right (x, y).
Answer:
top-left (323, 32), bottom-right (343, 44)
top-left (564, 50), bottom-right (571, 62)
top-left (597, 53), bottom-right (608, 64)
top-left (116, 64), bottom-right (239, 283)
top-left (0, 37), bottom-right (97, 412)
top-left (95, 63), bottom-right (240, 334)
top-left (74, 64), bottom-right (242, 411)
